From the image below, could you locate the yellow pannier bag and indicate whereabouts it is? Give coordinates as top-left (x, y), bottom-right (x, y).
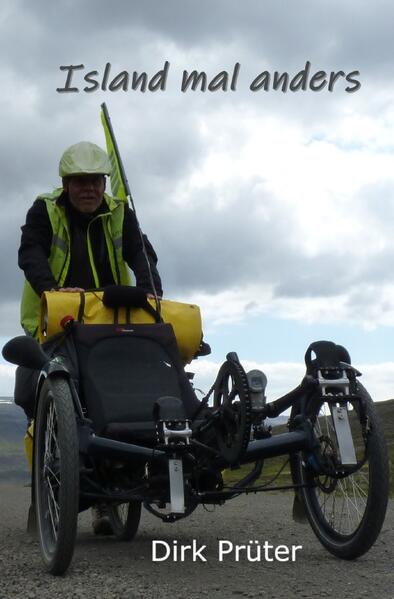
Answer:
top-left (39, 291), bottom-right (202, 364)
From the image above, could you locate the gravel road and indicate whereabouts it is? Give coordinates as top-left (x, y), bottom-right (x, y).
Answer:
top-left (0, 483), bottom-right (393, 599)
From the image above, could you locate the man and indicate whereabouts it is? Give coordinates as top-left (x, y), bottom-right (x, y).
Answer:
top-left (19, 141), bottom-right (162, 338)
top-left (17, 141), bottom-right (163, 534)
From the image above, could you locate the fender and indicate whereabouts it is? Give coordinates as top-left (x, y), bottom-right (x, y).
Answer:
top-left (34, 358), bottom-right (70, 412)
top-left (35, 358), bottom-right (83, 420)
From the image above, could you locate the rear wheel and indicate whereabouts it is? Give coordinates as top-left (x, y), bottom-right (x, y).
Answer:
top-left (34, 377), bottom-right (79, 575)
top-left (296, 384), bottom-right (389, 559)
top-left (108, 501), bottom-right (141, 541)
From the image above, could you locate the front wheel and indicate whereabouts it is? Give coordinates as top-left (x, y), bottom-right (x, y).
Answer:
top-left (108, 501), bottom-right (141, 541)
top-left (34, 376), bottom-right (79, 575)
top-left (296, 384), bottom-right (389, 559)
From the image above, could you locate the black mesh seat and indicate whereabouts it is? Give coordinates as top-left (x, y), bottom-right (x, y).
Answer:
top-left (71, 322), bottom-right (200, 441)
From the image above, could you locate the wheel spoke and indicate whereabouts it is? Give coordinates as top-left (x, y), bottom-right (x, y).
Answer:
top-left (46, 480), bottom-right (59, 540)
top-left (46, 464), bottom-right (61, 488)
top-left (337, 478), bottom-right (364, 520)
top-left (42, 402), bottom-right (61, 542)
top-left (309, 399), bottom-right (371, 536)
top-left (298, 384), bottom-right (389, 558)
top-left (35, 379), bottom-right (79, 574)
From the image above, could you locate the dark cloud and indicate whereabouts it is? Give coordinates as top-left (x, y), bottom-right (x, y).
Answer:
top-left (3, 0), bottom-right (394, 84)
top-left (147, 179), bottom-right (306, 295)
top-left (0, 213), bottom-right (25, 301)
top-left (0, 0), bottom-right (393, 338)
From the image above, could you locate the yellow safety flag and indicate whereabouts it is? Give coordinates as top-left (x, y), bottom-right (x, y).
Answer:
top-left (100, 103), bottom-right (128, 201)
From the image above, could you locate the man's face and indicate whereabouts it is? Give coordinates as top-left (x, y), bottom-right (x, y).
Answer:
top-left (64, 175), bottom-right (105, 213)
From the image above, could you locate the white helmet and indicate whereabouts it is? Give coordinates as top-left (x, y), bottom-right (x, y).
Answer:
top-left (59, 141), bottom-right (111, 177)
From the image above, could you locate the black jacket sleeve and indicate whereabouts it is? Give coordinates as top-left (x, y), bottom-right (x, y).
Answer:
top-left (122, 206), bottom-right (163, 296)
top-left (19, 200), bottom-right (163, 297)
top-left (18, 201), bottom-right (59, 295)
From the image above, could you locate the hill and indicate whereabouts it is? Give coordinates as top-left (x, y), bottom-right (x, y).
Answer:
top-left (226, 398), bottom-right (394, 496)
top-left (0, 400), bottom-right (29, 481)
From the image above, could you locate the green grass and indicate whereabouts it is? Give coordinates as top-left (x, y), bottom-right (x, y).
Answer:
top-left (224, 451), bottom-right (393, 498)
top-left (223, 455), bottom-right (293, 489)
top-left (224, 408), bottom-right (394, 499)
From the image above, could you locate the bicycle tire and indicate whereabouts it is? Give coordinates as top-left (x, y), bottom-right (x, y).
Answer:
top-left (34, 376), bottom-right (79, 575)
top-left (108, 501), bottom-right (142, 541)
top-left (296, 383), bottom-right (389, 559)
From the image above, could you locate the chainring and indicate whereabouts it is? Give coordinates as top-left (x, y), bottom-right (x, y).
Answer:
top-left (213, 359), bottom-right (252, 464)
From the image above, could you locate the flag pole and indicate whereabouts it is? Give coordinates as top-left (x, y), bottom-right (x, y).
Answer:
top-left (100, 103), bottom-right (161, 314)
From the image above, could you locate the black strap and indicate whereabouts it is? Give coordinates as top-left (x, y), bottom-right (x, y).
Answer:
top-left (77, 292), bottom-right (85, 323)
top-left (143, 301), bottom-right (162, 323)
top-left (78, 289), bottom-right (161, 325)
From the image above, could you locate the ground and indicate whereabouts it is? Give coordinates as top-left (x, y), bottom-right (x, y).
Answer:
top-left (0, 484), bottom-right (393, 599)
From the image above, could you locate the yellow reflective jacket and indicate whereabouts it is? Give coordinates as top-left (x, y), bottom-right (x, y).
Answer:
top-left (20, 188), bottom-right (132, 337)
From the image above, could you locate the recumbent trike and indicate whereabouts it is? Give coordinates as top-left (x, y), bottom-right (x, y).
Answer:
top-left (2, 286), bottom-right (389, 575)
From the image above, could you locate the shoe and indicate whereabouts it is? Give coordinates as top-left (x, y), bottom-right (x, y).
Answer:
top-left (91, 503), bottom-right (114, 535)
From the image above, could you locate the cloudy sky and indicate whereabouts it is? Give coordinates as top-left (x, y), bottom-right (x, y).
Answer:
top-left (0, 0), bottom-right (394, 403)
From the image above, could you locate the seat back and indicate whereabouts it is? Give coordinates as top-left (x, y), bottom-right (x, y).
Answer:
top-left (72, 322), bottom-right (200, 435)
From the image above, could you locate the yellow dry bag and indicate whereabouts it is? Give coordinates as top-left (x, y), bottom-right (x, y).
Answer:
top-left (39, 290), bottom-right (202, 364)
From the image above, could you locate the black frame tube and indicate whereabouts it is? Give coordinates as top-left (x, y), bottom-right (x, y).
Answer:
top-left (79, 425), bottom-right (312, 468)
top-left (261, 376), bottom-right (317, 419)
top-left (241, 430), bottom-right (311, 464)
top-left (79, 425), bottom-right (166, 464)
